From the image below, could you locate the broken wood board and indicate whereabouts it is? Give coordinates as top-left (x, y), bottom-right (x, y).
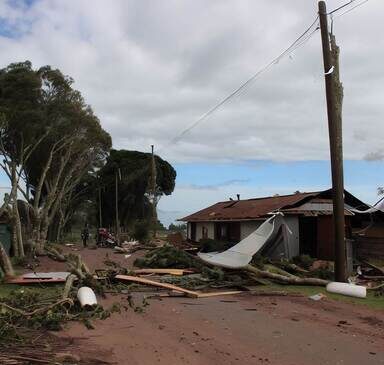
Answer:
top-left (6, 272), bottom-right (70, 285)
top-left (362, 260), bottom-right (384, 275)
top-left (197, 291), bottom-right (243, 298)
top-left (115, 274), bottom-right (199, 298)
top-left (135, 268), bottom-right (194, 275)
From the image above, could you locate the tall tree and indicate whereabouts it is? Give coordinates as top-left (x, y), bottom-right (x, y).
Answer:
top-left (0, 61), bottom-right (111, 252)
top-left (98, 149), bottom-right (176, 229)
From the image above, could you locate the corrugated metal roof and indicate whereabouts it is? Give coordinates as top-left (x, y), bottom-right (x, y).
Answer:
top-left (179, 192), bottom-right (319, 222)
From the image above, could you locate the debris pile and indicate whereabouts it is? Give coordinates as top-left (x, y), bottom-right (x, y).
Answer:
top-left (0, 288), bottom-right (120, 345)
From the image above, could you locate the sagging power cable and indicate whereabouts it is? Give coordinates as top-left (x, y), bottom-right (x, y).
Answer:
top-left (160, 16), bottom-right (320, 150)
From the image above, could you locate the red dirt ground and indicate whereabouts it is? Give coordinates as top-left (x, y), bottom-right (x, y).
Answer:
top-left (35, 245), bottom-right (384, 364)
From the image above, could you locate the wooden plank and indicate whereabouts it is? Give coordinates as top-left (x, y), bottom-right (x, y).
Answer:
top-left (197, 291), bottom-right (243, 298)
top-left (115, 274), bottom-right (199, 298)
top-left (6, 277), bottom-right (66, 284)
top-left (133, 269), bottom-right (194, 276)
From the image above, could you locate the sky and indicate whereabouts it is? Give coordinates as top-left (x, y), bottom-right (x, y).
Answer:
top-left (0, 0), bottom-right (383, 227)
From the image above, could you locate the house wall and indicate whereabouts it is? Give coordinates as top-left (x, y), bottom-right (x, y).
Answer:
top-left (187, 217), bottom-right (300, 259)
top-left (284, 216), bottom-right (300, 258)
top-left (194, 222), bottom-right (215, 241)
top-left (240, 221), bottom-right (262, 240)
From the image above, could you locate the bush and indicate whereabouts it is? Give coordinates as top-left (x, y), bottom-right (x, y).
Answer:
top-left (199, 238), bottom-right (232, 253)
top-left (292, 254), bottom-right (315, 270)
top-left (134, 245), bottom-right (200, 269)
top-left (132, 220), bottom-right (150, 242)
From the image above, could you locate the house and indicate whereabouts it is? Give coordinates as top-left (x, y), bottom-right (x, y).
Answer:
top-left (351, 198), bottom-right (384, 260)
top-left (179, 189), bottom-right (369, 261)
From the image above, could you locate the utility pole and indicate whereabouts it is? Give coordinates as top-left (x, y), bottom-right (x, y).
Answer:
top-left (98, 187), bottom-right (102, 228)
top-left (318, 1), bottom-right (347, 282)
top-left (115, 168), bottom-right (121, 244)
top-left (151, 145), bottom-right (157, 238)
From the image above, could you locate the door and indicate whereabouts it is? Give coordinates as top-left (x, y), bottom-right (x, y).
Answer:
top-left (190, 222), bottom-right (196, 241)
top-left (299, 217), bottom-right (317, 257)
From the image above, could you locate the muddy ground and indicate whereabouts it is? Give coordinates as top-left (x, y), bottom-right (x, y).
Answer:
top-left (28, 246), bottom-right (384, 364)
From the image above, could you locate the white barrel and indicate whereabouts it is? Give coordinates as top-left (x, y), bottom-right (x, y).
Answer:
top-left (326, 282), bottom-right (366, 298)
top-left (77, 286), bottom-right (98, 307)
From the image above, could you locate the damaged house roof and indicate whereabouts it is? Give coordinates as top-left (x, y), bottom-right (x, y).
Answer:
top-left (179, 189), bottom-right (367, 222)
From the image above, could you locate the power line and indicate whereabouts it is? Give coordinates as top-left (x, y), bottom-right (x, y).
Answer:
top-left (328, 0), bottom-right (355, 15)
top-left (336, 0), bottom-right (371, 18)
top-left (160, 16), bottom-right (320, 149)
top-left (328, 0), bottom-right (371, 18)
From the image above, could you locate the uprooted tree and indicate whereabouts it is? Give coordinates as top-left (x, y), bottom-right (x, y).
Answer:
top-left (0, 61), bottom-right (111, 259)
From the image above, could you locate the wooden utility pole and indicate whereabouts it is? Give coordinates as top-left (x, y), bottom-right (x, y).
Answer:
top-left (115, 168), bottom-right (120, 244)
top-left (318, 1), bottom-right (347, 282)
top-left (151, 145), bottom-right (158, 238)
top-left (98, 187), bottom-right (102, 228)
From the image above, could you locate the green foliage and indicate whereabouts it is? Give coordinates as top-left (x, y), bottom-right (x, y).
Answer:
top-left (132, 220), bottom-right (150, 242)
top-left (250, 254), bottom-right (270, 269)
top-left (309, 268), bottom-right (334, 280)
top-left (0, 61), bottom-right (112, 243)
top-left (11, 255), bottom-right (27, 267)
top-left (134, 245), bottom-right (203, 269)
top-left (0, 287), bottom-right (121, 345)
top-left (199, 238), bottom-right (232, 253)
top-left (292, 254), bottom-right (315, 270)
top-left (98, 149), bottom-right (176, 227)
top-left (168, 223), bottom-right (187, 232)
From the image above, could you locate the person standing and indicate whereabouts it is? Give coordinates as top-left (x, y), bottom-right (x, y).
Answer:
top-left (81, 223), bottom-right (90, 248)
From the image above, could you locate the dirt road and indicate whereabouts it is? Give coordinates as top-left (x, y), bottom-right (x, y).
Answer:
top-left (60, 291), bottom-right (384, 365)
top-left (38, 246), bottom-right (384, 364)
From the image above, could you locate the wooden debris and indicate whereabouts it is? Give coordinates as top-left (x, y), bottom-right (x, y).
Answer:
top-left (133, 268), bottom-right (194, 276)
top-left (62, 274), bottom-right (77, 299)
top-left (361, 260), bottom-right (384, 275)
top-left (0, 298), bottom-right (73, 317)
top-left (197, 291), bottom-right (243, 298)
top-left (6, 276), bottom-right (67, 285)
top-left (246, 265), bottom-right (330, 286)
top-left (115, 274), bottom-right (199, 298)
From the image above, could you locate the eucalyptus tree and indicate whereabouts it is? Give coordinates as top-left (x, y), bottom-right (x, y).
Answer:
top-left (0, 61), bottom-right (111, 253)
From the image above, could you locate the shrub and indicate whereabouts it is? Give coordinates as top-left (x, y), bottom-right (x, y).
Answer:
top-left (132, 220), bottom-right (150, 243)
top-left (292, 254), bottom-right (315, 270)
top-left (199, 238), bottom-right (232, 253)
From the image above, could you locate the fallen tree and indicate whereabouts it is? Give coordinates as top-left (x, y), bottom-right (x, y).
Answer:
top-left (246, 264), bottom-right (330, 286)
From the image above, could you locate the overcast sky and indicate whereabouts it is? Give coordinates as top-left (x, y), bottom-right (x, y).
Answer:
top-left (1, 0), bottom-right (383, 226)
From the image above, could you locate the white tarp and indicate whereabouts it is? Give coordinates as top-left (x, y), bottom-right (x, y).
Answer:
top-left (198, 214), bottom-right (284, 269)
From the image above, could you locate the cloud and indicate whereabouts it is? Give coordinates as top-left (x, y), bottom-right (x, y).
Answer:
top-left (364, 150), bottom-right (384, 161)
top-left (0, 0), bottom-right (383, 164)
top-left (178, 178), bottom-right (250, 191)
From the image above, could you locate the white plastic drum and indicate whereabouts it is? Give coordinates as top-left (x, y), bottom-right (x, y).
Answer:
top-left (77, 286), bottom-right (98, 307)
top-left (326, 282), bottom-right (366, 298)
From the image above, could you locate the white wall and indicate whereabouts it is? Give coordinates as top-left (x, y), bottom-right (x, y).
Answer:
top-left (240, 221), bottom-right (262, 240)
top-left (195, 222), bottom-right (215, 241)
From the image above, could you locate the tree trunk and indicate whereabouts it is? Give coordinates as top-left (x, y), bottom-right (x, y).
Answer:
top-left (0, 241), bottom-right (15, 277)
top-left (246, 265), bottom-right (330, 286)
top-left (11, 216), bottom-right (19, 258)
top-left (13, 201), bottom-right (24, 257)
top-left (30, 211), bottom-right (41, 256)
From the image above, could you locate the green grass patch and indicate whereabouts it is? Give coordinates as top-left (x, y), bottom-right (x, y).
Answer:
top-left (0, 283), bottom-right (63, 300)
top-left (255, 284), bottom-right (384, 310)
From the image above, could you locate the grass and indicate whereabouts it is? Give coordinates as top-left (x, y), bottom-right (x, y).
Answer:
top-left (255, 284), bottom-right (384, 310)
top-left (0, 283), bottom-right (63, 300)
